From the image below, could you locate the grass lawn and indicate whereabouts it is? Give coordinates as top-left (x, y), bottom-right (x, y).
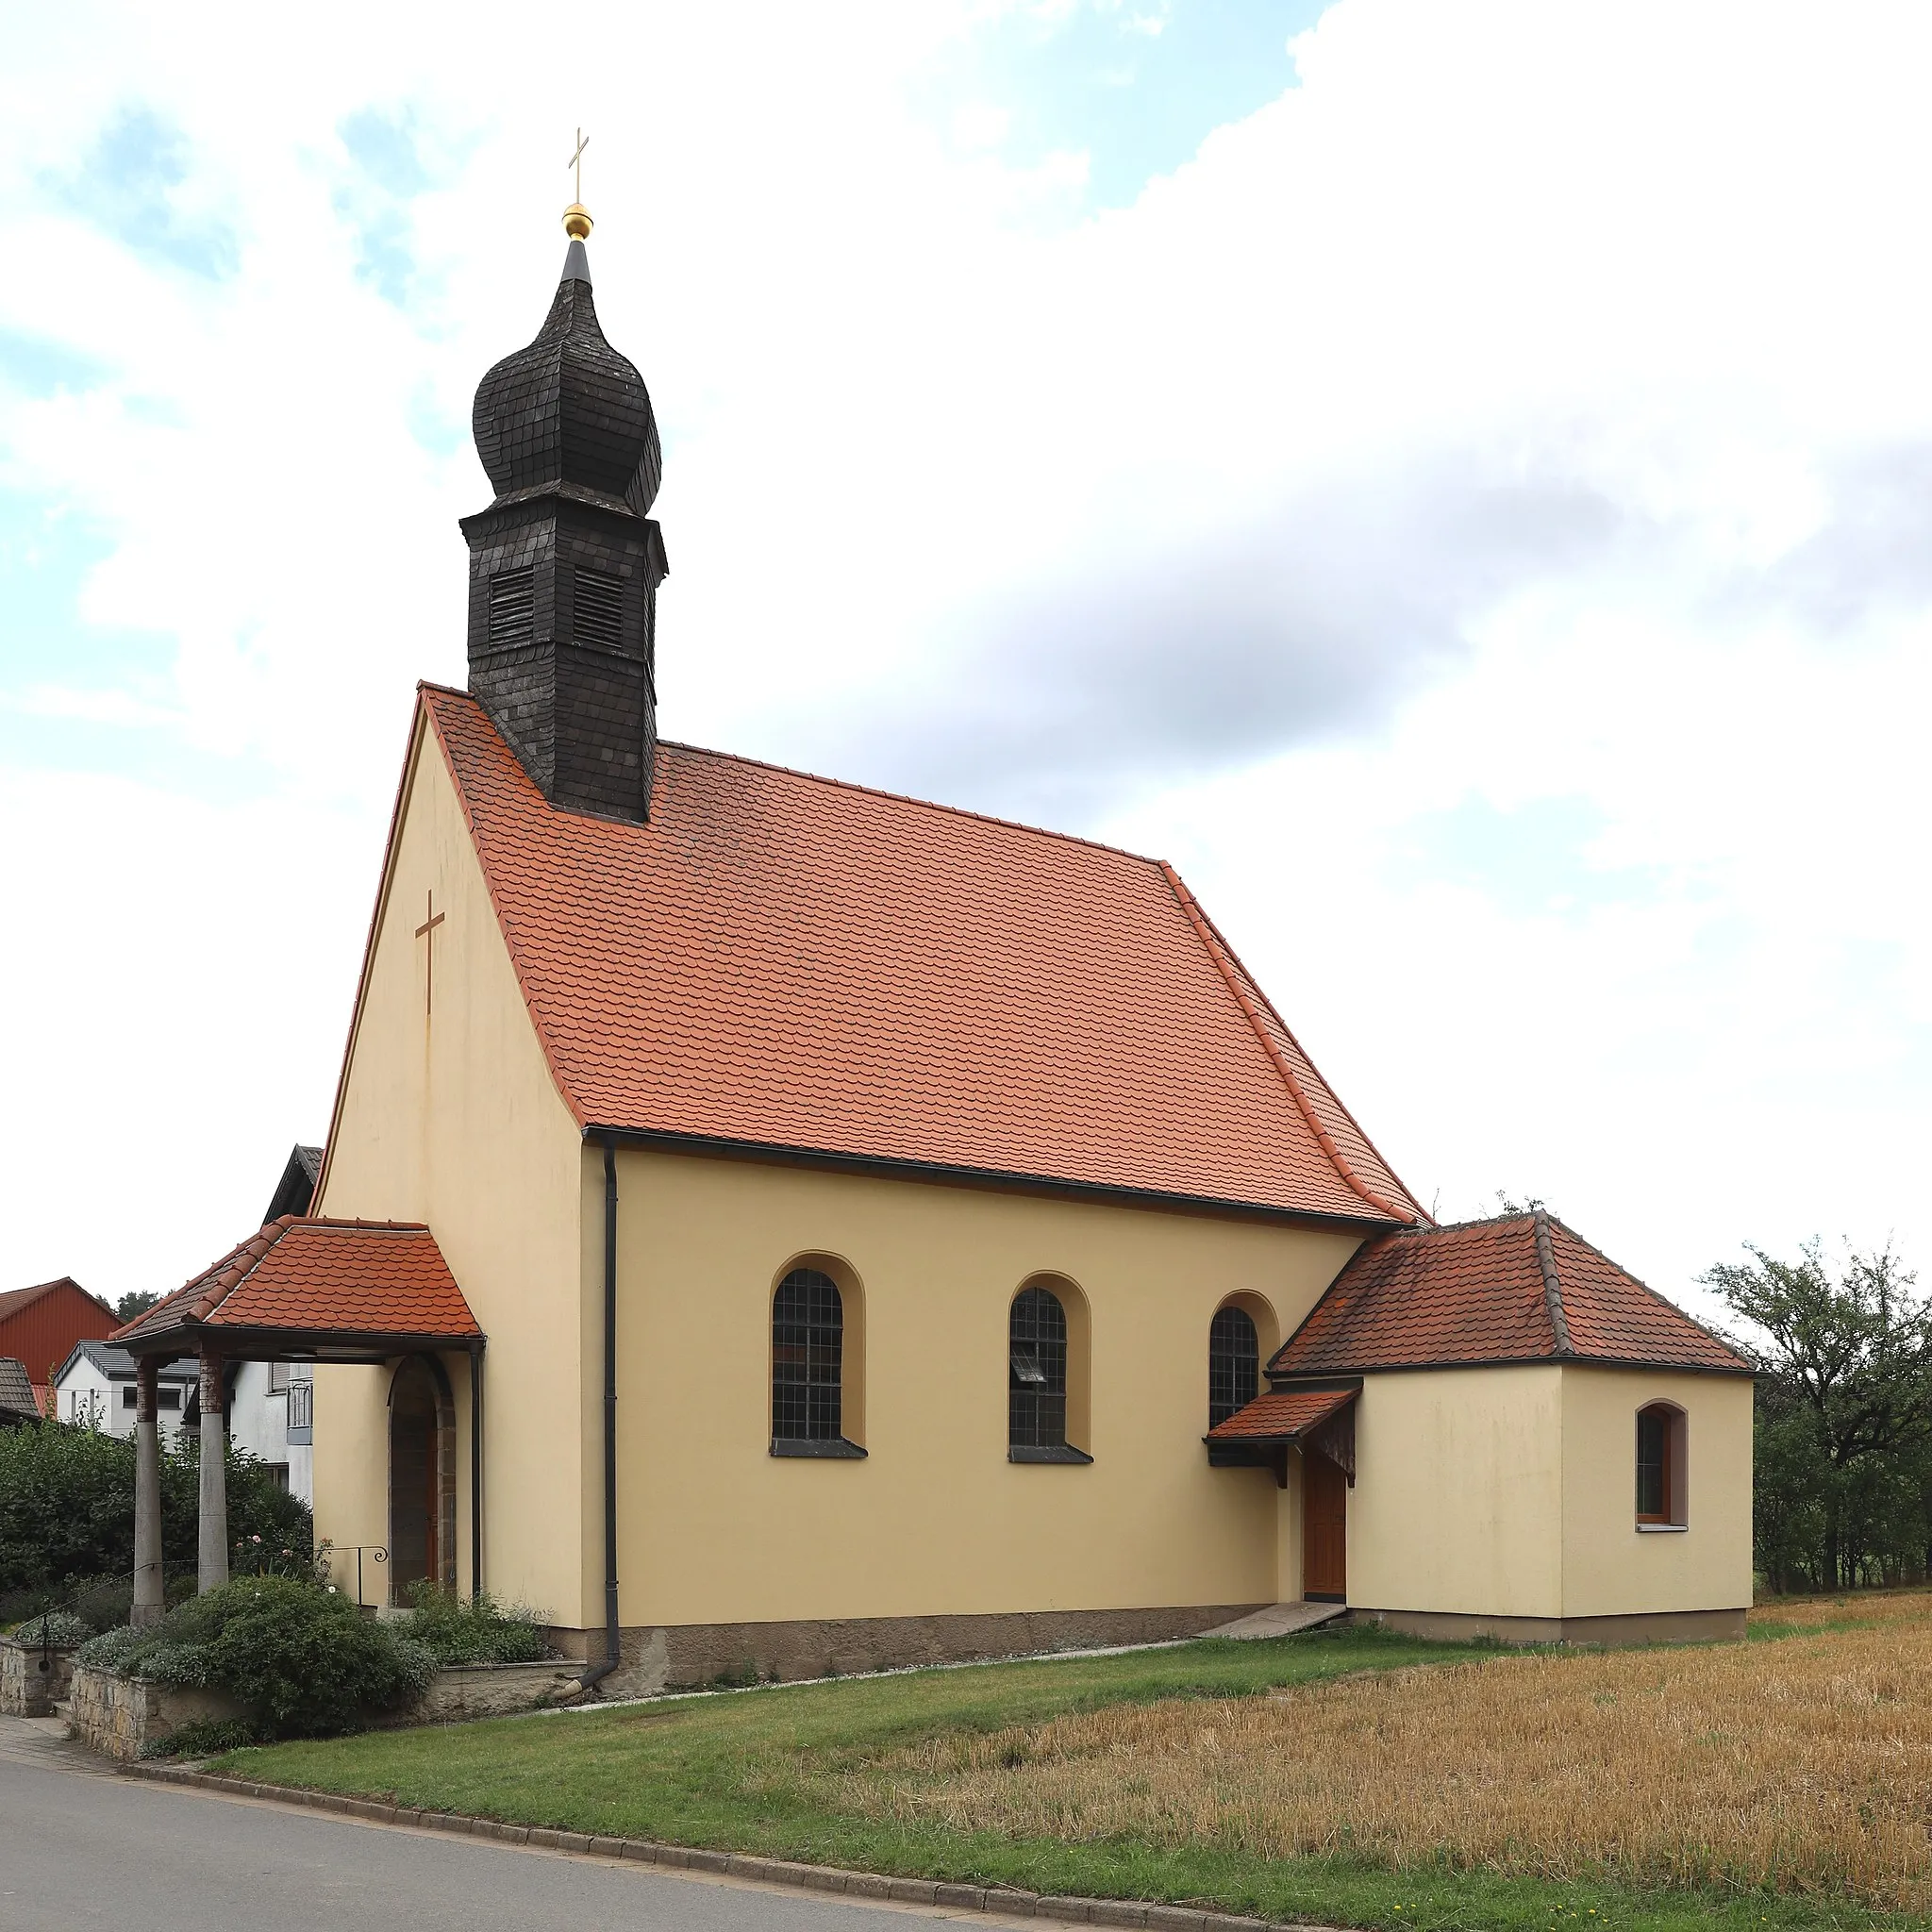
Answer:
top-left (212, 1606), bottom-right (1932, 1932)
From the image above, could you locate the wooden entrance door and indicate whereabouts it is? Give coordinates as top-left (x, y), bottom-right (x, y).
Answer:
top-left (1302, 1449), bottom-right (1347, 1601)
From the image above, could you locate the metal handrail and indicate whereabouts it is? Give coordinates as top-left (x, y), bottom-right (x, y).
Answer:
top-left (315, 1541), bottom-right (389, 1608)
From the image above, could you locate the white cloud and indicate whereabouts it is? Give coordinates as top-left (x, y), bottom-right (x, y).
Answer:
top-left (1, 0), bottom-right (1928, 1313)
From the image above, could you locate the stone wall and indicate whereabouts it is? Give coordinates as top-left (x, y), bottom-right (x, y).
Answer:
top-left (66, 1657), bottom-right (584, 1759)
top-left (409, 1658), bottom-right (586, 1724)
top-left (0, 1636), bottom-right (78, 1718)
top-left (67, 1662), bottom-right (248, 1762)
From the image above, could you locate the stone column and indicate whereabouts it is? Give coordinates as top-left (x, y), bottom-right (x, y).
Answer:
top-left (197, 1347), bottom-right (228, 1593)
top-left (131, 1357), bottom-right (165, 1626)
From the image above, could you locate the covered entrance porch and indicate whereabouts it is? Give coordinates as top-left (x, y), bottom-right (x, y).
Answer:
top-left (1205, 1381), bottom-right (1358, 1605)
top-left (110, 1218), bottom-right (485, 1620)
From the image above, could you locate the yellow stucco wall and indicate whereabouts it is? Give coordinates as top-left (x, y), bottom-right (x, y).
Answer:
top-left (310, 720), bottom-right (588, 1622)
top-left (607, 1145), bottom-right (1360, 1626)
top-left (1347, 1366), bottom-right (1567, 1619)
top-left (300, 713), bottom-right (1754, 1638)
top-left (1347, 1362), bottom-right (1753, 1622)
top-left (1559, 1366), bottom-right (1754, 1616)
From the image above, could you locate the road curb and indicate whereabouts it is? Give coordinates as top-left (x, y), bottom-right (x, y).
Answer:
top-left (120, 1761), bottom-right (1313, 1931)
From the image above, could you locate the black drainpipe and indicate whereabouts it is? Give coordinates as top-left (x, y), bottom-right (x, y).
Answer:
top-left (577, 1133), bottom-right (623, 1693)
top-left (468, 1339), bottom-right (484, 1602)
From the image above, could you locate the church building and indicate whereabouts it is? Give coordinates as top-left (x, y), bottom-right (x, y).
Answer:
top-left (115, 203), bottom-right (1754, 1683)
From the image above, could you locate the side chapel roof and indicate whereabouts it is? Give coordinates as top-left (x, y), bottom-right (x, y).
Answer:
top-left (1268, 1210), bottom-right (1752, 1378)
top-left (407, 685), bottom-right (1425, 1227)
top-left (112, 1218), bottom-right (481, 1354)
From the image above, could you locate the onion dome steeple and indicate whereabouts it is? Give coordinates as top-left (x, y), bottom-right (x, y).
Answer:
top-left (460, 200), bottom-right (669, 824)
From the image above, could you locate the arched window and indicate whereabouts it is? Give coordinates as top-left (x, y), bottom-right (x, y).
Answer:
top-left (1009, 1285), bottom-right (1070, 1452)
top-left (1636, 1402), bottom-right (1687, 1526)
top-left (773, 1267), bottom-right (842, 1445)
top-left (1208, 1304), bottom-right (1259, 1428)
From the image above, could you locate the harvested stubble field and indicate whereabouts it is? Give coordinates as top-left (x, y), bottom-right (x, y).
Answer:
top-left (846, 1592), bottom-right (1932, 1910)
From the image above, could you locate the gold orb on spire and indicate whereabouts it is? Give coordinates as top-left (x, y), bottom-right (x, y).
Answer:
top-left (563, 128), bottom-right (592, 241)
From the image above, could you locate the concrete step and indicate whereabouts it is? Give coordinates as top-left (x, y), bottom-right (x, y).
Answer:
top-left (1201, 1601), bottom-right (1349, 1641)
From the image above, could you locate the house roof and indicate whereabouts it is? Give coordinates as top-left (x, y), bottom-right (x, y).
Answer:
top-left (56, 1341), bottom-right (199, 1383)
top-left (0, 1356), bottom-right (38, 1419)
top-left (408, 685), bottom-right (1423, 1226)
top-left (1206, 1383), bottom-right (1357, 1443)
top-left (263, 1143), bottom-right (325, 1224)
top-left (111, 1218), bottom-right (481, 1356)
top-left (1268, 1211), bottom-right (1752, 1378)
top-left (0, 1277), bottom-right (105, 1325)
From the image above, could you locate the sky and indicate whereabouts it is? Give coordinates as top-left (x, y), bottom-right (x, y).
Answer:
top-left (1, 0), bottom-right (1927, 1325)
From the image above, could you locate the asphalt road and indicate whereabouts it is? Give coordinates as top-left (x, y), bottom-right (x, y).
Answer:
top-left (0, 1715), bottom-right (1019, 1932)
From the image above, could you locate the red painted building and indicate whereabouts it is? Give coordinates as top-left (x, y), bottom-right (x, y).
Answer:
top-left (0, 1278), bottom-right (118, 1402)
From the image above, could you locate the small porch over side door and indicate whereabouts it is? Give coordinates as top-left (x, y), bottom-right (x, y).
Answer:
top-left (1302, 1447), bottom-right (1348, 1602)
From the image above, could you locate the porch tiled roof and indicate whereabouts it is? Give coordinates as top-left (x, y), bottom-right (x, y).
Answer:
top-left (1206, 1384), bottom-right (1357, 1442)
top-left (112, 1219), bottom-right (480, 1348)
top-left (1269, 1212), bottom-right (1751, 1377)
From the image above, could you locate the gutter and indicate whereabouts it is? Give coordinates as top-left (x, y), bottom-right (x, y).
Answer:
top-left (576, 1133), bottom-right (624, 1694)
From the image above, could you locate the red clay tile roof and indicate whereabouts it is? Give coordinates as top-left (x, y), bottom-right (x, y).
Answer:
top-left (1269, 1212), bottom-right (1751, 1377)
top-left (415, 685), bottom-right (1423, 1224)
top-left (1206, 1384), bottom-right (1357, 1442)
top-left (112, 1219), bottom-right (480, 1348)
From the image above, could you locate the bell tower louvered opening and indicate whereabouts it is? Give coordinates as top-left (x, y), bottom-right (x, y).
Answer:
top-left (488, 567), bottom-right (535, 647)
top-left (460, 222), bottom-right (668, 824)
top-left (573, 567), bottom-right (625, 650)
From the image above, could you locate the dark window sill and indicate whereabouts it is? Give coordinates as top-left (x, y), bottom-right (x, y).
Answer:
top-left (771, 1437), bottom-right (867, 1459)
top-left (1008, 1443), bottom-right (1093, 1464)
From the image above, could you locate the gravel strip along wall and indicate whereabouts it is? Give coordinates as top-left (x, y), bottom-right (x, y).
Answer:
top-left (122, 1762), bottom-right (1336, 1932)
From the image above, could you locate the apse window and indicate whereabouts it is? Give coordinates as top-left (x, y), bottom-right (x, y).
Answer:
top-left (1208, 1304), bottom-right (1259, 1429)
top-left (771, 1266), bottom-right (864, 1458)
top-left (1636, 1402), bottom-right (1688, 1528)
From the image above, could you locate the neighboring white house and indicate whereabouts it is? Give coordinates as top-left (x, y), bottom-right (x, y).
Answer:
top-left (52, 1342), bottom-right (196, 1445)
top-left (226, 1357), bottom-right (314, 1505)
top-left (52, 1342), bottom-right (313, 1504)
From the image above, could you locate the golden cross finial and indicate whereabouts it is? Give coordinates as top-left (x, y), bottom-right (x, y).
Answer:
top-left (564, 128), bottom-right (593, 241)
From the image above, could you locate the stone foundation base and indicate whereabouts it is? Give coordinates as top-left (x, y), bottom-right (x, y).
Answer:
top-left (1354, 1606), bottom-right (1749, 1646)
top-left (545, 1602), bottom-right (1268, 1695)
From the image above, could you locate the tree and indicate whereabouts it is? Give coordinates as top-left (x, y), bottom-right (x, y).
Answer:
top-left (0, 1421), bottom-right (309, 1600)
top-left (1703, 1240), bottom-right (1932, 1591)
top-left (113, 1290), bottom-right (160, 1324)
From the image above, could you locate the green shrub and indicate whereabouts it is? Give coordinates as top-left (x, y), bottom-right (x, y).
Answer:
top-left (76, 1623), bottom-right (146, 1671)
top-left (13, 1609), bottom-right (90, 1646)
top-left (79, 1578), bottom-right (435, 1739)
top-left (0, 1422), bottom-right (309, 1595)
top-left (404, 1583), bottom-right (549, 1665)
top-left (139, 1716), bottom-right (263, 1759)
